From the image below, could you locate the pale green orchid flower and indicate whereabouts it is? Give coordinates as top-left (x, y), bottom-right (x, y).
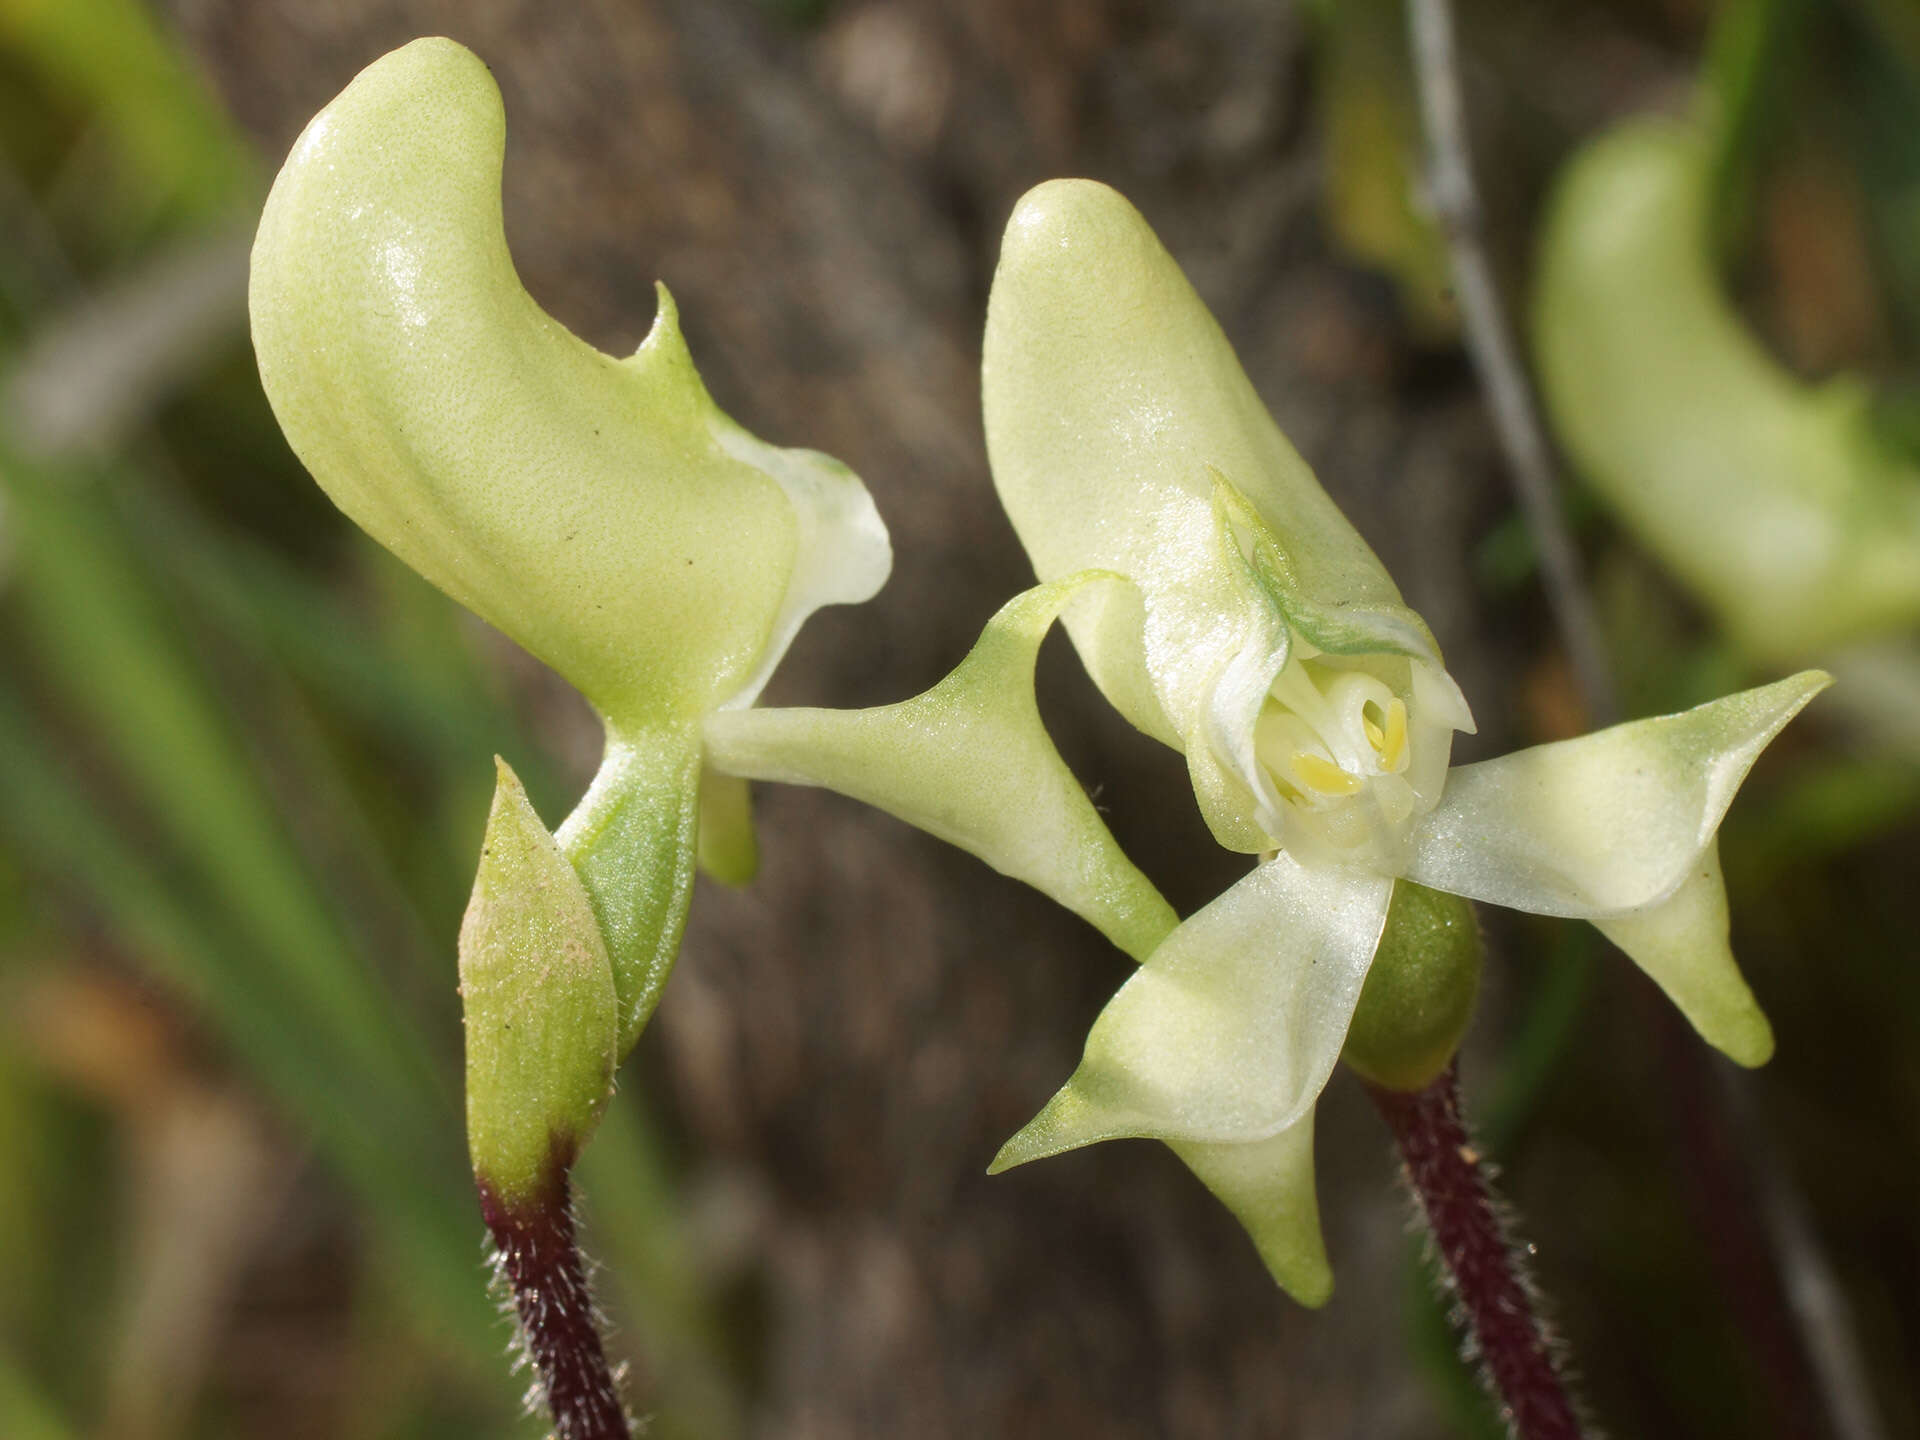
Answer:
top-left (249, 36), bottom-right (896, 1196)
top-left (980, 179), bottom-right (1829, 1304)
top-left (249, 39), bottom-right (1179, 1205)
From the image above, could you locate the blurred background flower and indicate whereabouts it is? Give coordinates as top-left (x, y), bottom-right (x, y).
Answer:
top-left (0, 1), bottom-right (1914, 1437)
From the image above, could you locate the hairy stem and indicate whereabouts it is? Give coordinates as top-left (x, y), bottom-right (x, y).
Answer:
top-left (1368, 1064), bottom-right (1582, 1440)
top-left (478, 1167), bottom-right (631, 1440)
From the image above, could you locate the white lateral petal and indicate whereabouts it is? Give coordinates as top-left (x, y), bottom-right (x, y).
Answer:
top-left (1593, 841), bottom-right (1774, 1067)
top-left (1170, 1114), bottom-right (1331, 1307)
top-left (713, 423), bottom-right (892, 710)
top-left (1403, 672), bottom-right (1829, 917)
top-left (989, 854), bottom-right (1392, 1158)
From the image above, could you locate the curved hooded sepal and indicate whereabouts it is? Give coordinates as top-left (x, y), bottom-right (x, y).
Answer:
top-left (1170, 1116), bottom-right (1332, 1307)
top-left (1403, 672), bottom-right (1830, 918)
top-left (461, 760), bottom-right (618, 1207)
top-left (982, 180), bottom-right (1444, 847)
top-left (989, 854), bottom-right (1392, 1162)
top-left (250, 38), bottom-right (889, 730)
top-left (1594, 841), bottom-right (1773, 1067)
top-left (702, 575), bottom-right (1178, 962)
top-left (1534, 120), bottom-right (1920, 662)
top-left (555, 726), bottom-right (704, 1056)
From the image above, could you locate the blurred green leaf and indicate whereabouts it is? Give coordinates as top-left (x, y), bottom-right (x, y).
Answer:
top-left (1311, 0), bottom-right (1457, 342)
top-left (2, 460), bottom-right (446, 1111)
top-left (0, 1346), bottom-right (75, 1440)
top-left (0, 0), bottom-right (255, 239)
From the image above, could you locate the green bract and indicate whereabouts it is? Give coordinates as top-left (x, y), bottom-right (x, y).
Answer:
top-left (1533, 119), bottom-right (1920, 665)
top-left (982, 179), bottom-right (1828, 1305)
top-left (460, 761), bottom-right (617, 1206)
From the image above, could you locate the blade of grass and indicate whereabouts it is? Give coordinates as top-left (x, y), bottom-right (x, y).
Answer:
top-left (0, 676), bottom-right (503, 1370)
top-left (2, 458), bottom-right (446, 1115)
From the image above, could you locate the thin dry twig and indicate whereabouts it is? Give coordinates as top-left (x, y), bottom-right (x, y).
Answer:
top-left (1404, 0), bottom-right (1618, 726)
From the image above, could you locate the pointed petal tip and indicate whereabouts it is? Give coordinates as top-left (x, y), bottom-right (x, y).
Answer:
top-left (987, 1080), bottom-right (1133, 1174)
top-left (1278, 1259), bottom-right (1334, 1310)
top-left (1719, 1010), bottom-right (1776, 1069)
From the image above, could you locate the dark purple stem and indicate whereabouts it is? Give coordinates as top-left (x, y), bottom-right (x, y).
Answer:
top-left (1368, 1063), bottom-right (1583, 1440)
top-left (478, 1162), bottom-right (631, 1440)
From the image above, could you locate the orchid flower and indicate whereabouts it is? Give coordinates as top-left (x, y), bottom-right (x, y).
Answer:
top-left (248, 36), bottom-right (901, 1201)
top-left (978, 179), bottom-right (1829, 1305)
top-left (249, 38), bottom-right (1179, 1213)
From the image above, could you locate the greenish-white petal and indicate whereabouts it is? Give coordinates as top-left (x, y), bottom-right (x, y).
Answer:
top-left (461, 759), bottom-right (618, 1205)
top-left (556, 726), bottom-right (704, 1056)
top-left (982, 180), bottom-right (1448, 847)
top-left (711, 425), bottom-right (893, 710)
top-left (702, 576), bottom-right (1178, 962)
top-left (989, 854), bottom-right (1392, 1161)
top-left (1403, 671), bottom-right (1829, 918)
top-left (1594, 841), bottom-right (1773, 1067)
top-left (1171, 1117), bottom-right (1332, 1307)
top-left (250, 38), bottom-right (888, 732)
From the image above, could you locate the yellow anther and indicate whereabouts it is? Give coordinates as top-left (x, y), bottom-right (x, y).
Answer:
top-left (1363, 711), bottom-right (1386, 751)
top-left (1292, 751), bottom-right (1363, 796)
top-left (1381, 698), bottom-right (1409, 771)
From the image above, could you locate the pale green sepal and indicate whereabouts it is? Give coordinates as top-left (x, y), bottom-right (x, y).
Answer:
top-left (703, 576), bottom-right (1179, 962)
top-left (990, 853), bottom-right (1393, 1163)
top-left (556, 725), bottom-right (703, 1056)
top-left (1594, 841), bottom-right (1774, 1067)
top-left (249, 38), bottom-right (888, 731)
top-left (1403, 671), bottom-right (1830, 919)
top-left (984, 183), bottom-right (1415, 714)
top-left (461, 759), bottom-right (618, 1206)
top-left (1170, 1116), bottom-right (1332, 1307)
top-left (1533, 120), bottom-right (1920, 662)
top-left (695, 770), bottom-right (759, 888)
